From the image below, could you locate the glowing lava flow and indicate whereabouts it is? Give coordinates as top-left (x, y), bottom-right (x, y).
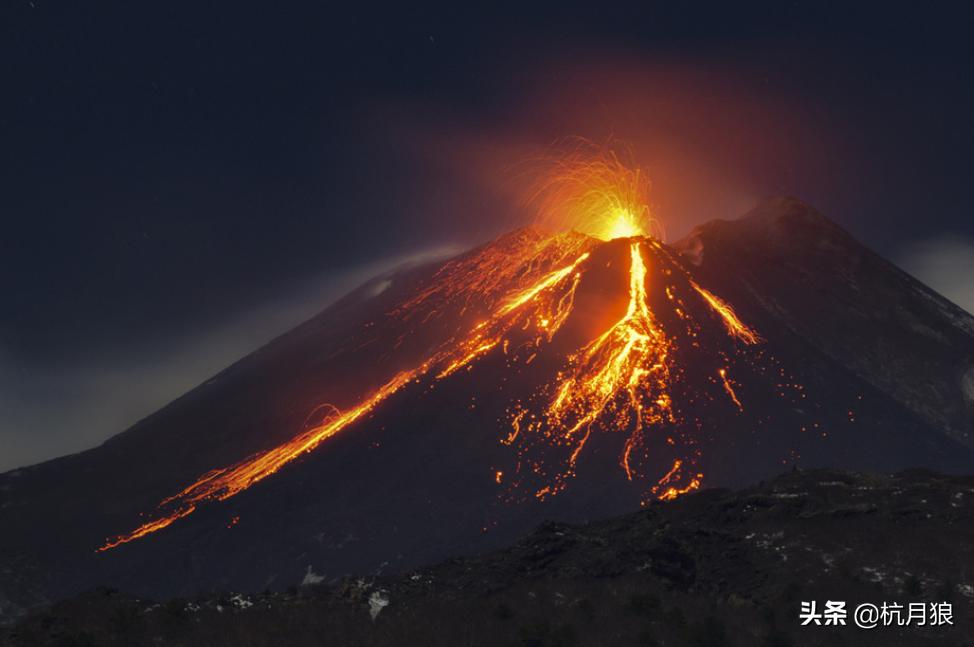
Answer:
top-left (435, 251), bottom-right (589, 379)
top-left (393, 230), bottom-right (591, 320)
top-left (97, 369), bottom-right (425, 551)
top-left (718, 368), bottom-right (743, 411)
top-left (650, 459), bottom-right (703, 501)
top-left (99, 249), bottom-right (592, 552)
top-left (510, 242), bottom-right (678, 500)
top-left (98, 506), bottom-right (196, 552)
top-left (691, 281), bottom-right (761, 345)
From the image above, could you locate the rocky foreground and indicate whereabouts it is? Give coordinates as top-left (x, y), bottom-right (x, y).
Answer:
top-left (4, 468), bottom-right (973, 647)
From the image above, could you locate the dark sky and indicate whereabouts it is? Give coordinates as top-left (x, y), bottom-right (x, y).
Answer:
top-left (2, 1), bottom-right (973, 470)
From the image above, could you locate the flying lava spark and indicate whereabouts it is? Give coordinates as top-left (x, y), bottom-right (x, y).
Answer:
top-left (529, 141), bottom-right (665, 242)
top-left (98, 145), bottom-right (766, 552)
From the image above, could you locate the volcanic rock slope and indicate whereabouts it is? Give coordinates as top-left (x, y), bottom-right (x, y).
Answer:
top-left (5, 469), bottom-right (974, 647)
top-left (1, 198), bottom-right (972, 620)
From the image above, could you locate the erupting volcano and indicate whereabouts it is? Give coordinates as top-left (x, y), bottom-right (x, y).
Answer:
top-left (3, 148), bottom-right (972, 611)
top-left (97, 147), bottom-right (773, 552)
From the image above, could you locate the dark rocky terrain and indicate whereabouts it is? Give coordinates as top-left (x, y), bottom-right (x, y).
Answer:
top-left (4, 468), bottom-right (973, 647)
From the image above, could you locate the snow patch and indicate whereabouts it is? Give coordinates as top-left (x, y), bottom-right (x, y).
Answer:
top-left (302, 565), bottom-right (325, 586)
top-left (368, 590), bottom-right (389, 621)
top-left (229, 593), bottom-right (253, 610)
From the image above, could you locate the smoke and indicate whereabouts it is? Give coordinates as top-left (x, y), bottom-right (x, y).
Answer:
top-left (0, 245), bottom-right (463, 473)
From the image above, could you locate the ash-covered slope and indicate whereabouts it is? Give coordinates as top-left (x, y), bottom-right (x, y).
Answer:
top-left (1, 199), bottom-right (972, 622)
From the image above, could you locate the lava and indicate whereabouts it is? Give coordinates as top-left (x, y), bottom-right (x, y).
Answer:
top-left (98, 149), bottom-right (767, 552)
top-left (650, 459), bottom-right (704, 501)
top-left (434, 250), bottom-right (589, 379)
top-left (499, 240), bottom-right (765, 503)
top-left (97, 368), bottom-right (427, 551)
top-left (507, 242), bottom-right (676, 499)
top-left (718, 368), bottom-right (744, 411)
top-left (393, 230), bottom-right (591, 321)
top-left (691, 281), bottom-right (761, 344)
top-left (530, 141), bottom-right (665, 242)
top-left (97, 505), bottom-right (196, 552)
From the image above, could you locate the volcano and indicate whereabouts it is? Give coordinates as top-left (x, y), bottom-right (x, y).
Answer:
top-left (1, 197), bottom-right (973, 620)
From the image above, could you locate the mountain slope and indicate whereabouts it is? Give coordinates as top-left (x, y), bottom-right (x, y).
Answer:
top-left (1, 199), bottom-right (972, 623)
top-left (673, 197), bottom-right (974, 443)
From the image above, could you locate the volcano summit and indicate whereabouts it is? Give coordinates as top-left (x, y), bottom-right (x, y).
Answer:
top-left (1, 195), bottom-right (972, 619)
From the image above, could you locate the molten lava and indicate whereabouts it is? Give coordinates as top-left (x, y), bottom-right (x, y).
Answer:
top-left (508, 242), bottom-right (674, 499)
top-left (691, 281), bottom-right (761, 345)
top-left (530, 142), bottom-right (665, 241)
top-left (98, 148), bottom-right (769, 552)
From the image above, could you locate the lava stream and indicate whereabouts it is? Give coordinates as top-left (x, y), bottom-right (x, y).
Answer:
top-left (99, 248), bottom-right (591, 551)
top-left (510, 242), bottom-right (678, 499)
top-left (691, 281), bottom-right (761, 344)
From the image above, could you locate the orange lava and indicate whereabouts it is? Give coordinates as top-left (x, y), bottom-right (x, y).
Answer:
top-left (649, 459), bottom-right (703, 501)
top-left (718, 368), bottom-right (744, 411)
top-left (97, 505), bottom-right (196, 552)
top-left (510, 242), bottom-right (677, 499)
top-left (435, 251), bottom-right (589, 379)
top-left (691, 281), bottom-right (761, 344)
top-left (530, 142), bottom-right (665, 241)
top-left (393, 230), bottom-right (591, 320)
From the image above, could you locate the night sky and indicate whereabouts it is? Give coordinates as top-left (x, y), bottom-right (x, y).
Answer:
top-left (2, 2), bottom-right (973, 470)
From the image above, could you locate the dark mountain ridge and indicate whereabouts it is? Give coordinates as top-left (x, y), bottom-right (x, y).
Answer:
top-left (674, 196), bottom-right (974, 442)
